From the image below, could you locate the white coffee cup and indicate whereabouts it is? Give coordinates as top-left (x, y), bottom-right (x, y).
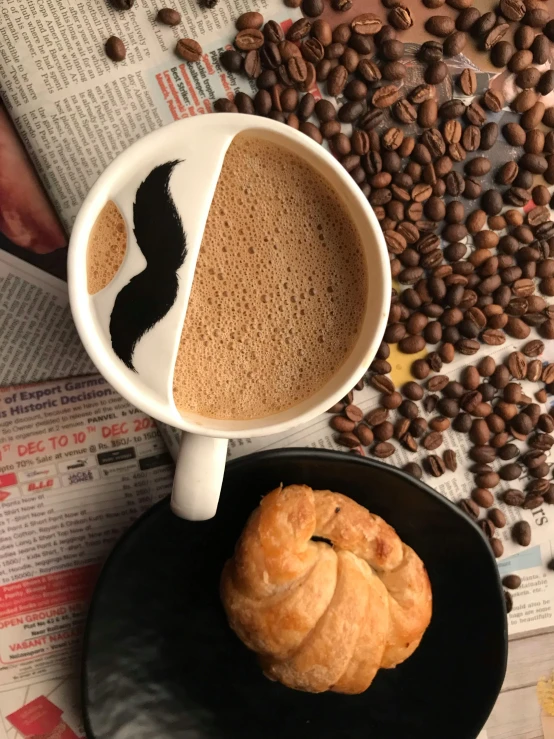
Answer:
top-left (68, 114), bottom-right (390, 521)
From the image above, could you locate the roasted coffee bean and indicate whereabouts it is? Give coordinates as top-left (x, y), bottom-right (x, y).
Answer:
top-left (287, 18), bottom-right (311, 41)
top-left (426, 15), bottom-right (455, 37)
top-left (425, 454), bottom-right (446, 477)
top-left (404, 462), bottom-right (423, 479)
top-left (244, 50), bottom-right (262, 78)
top-left (509, 49), bottom-right (533, 74)
top-left (425, 61), bottom-right (448, 85)
top-left (513, 23), bottom-right (534, 50)
top-left (348, 32), bottom-right (372, 54)
top-left (157, 7), bottom-right (182, 25)
top-left (398, 335), bottom-right (426, 353)
top-left (454, 6), bottom-right (479, 31)
top-left (503, 123), bottom-right (526, 147)
top-left (461, 125), bottom-right (480, 152)
top-left (234, 91), bottom-right (255, 115)
top-left (520, 153), bottom-right (548, 174)
top-left (331, 133), bottom-right (352, 156)
top-left (532, 33), bottom-right (550, 64)
top-left (503, 574), bottom-right (522, 590)
top-left (213, 98), bottom-right (239, 113)
top-left (465, 157), bottom-right (491, 176)
top-left (220, 49), bottom-right (243, 72)
top-left (336, 431), bottom-right (360, 448)
top-left (478, 122), bottom-right (497, 151)
top-left (299, 121), bottom-right (322, 143)
top-left (423, 431), bottom-right (443, 450)
top-left (302, 0), bottom-right (323, 17)
top-left (513, 520), bottom-right (531, 547)
top-left (410, 418), bottom-right (428, 439)
top-left (440, 99), bottom-right (466, 121)
top-left (484, 23), bottom-right (510, 51)
top-left (466, 101), bottom-right (486, 127)
top-left (521, 102), bottom-right (545, 131)
top-left (487, 509), bottom-right (506, 531)
top-left (105, 36), bottom-right (126, 62)
top-left (489, 538), bottom-right (503, 558)
top-left (500, 0), bottom-right (525, 21)
top-left (254, 88), bottom-right (271, 115)
top-left (443, 31), bottom-right (466, 57)
top-left (365, 408), bottom-right (390, 428)
top-left (500, 462), bottom-right (523, 481)
top-left (373, 85), bottom-right (402, 109)
top-left (256, 69), bottom-right (278, 89)
top-left (313, 99), bottom-right (335, 123)
top-left (491, 41), bottom-right (514, 68)
top-left (235, 28), bottom-right (265, 50)
top-left (417, 99), bottom-right (439, 129)
top-left (389, 6), bottom-right (414, 30)
top-left (280, 40), bottom-right (302, 62)
top-left (475, 470), bottom-right (500, 488)
top-left (327, 64), bottom-right (348, 96)
top-left (374, 421), bottom-right (394, 441)
top-left (472, 11), bottom-right (496, 37)
top-left (482, 89), bottom-right (504, 113)
top-left (344, 79), bottom-right (368, 101)
top-left (459, 498), bottom-right (480, 519)
top-left (497, 161), bottom-right (519, 186)
top-left (505, 187), bottom-right (531, 207)
top-left (325, 42), bottom-right (345, 60)
top-left (443, 449), bottom-right (457, 471)
top-left (513, 90), bottom-right (538, 114)
top-left (355, 424), bottom-right (374, 446)
top-left (420, 41), bottom-right (444, 64)
top-left (503, 489), bottom-right (525, 506)
top-left (287, 56), bottom-right (308, 84)
top-left (301, 37), bottom-right (324, 63)
top-left (516, 67), bottom-right (541, 91)
top-left (262, 20), bottom-right (284, 44)
top-left (524, 129), bottom-right (545, 156)
top-left (479, 519), bottom-right (496, 539)
top-left (351, 13), bottom-right (382, 35)
top-left (371, 441), bottom-right (396, 458)
top-left (330, 415), bottom-right (356, 433)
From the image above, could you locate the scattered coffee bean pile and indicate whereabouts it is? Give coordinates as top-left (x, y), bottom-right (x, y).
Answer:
top-left (214, 4), bottom-right (554, 367)
top-left (329, 348), bottom-right (554, 563)
top-left (104, 3), bottom-right (206, 62)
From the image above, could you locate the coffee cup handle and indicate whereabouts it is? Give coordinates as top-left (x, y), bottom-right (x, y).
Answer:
top-left (170, 433), bottom-right (228, 520)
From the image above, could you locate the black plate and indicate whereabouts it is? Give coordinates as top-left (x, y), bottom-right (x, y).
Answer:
top-left (83, 449), bottom-right (507, 739)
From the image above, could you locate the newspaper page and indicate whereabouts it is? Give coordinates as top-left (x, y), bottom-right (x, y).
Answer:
top-left (0, 250), bottom-right (93, 386)
top-left (0, 0), bottom-right (302, 232)
top-left (0, 373), bottom-right (550, 739)
top-left (0, 375), bottom-right (174, 738)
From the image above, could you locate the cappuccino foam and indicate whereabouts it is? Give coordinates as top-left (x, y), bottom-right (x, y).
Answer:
top-left (87, 200), bottom-right (127, 294)
top-left (173, 134), bottom-right (367, 420)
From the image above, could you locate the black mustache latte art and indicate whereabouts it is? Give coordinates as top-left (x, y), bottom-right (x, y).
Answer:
top-left (109, 161), bottom-right (187, 371)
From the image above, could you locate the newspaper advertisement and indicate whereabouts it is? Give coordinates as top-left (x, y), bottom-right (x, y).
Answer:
top-left (0, 375), bottom-right (174, 738)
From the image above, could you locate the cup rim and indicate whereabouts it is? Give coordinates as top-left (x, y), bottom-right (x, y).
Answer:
top-left (68, 114), bottom-right (390, 437)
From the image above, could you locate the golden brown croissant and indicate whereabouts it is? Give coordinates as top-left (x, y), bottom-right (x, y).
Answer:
top-left (221, 484), bottom-right (432, 694)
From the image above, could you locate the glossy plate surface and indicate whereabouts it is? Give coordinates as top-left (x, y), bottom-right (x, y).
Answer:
top-left (83, 449), bottom-right (507, 739)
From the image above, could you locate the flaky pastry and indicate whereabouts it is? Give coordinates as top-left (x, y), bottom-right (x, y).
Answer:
top-left (221, 484), bottom-right (432, 694)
